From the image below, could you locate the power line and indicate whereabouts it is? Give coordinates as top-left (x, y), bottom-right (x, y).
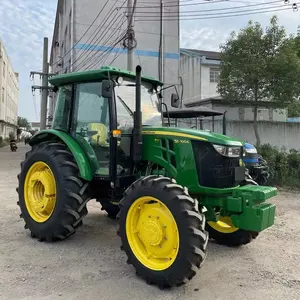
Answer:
top-left (109, 50), bottom-right (123, 66)
top-left (80, 17), bottom-right (128, 71)
top-left (134, 5), bottom-right (298, 21)
top-left (83, 30), bottom-right (128, 70)
top-left (116, 0), bottom-right (231, 8)
top-left (113, 0), bottom-right (195, 3)
top-left (106, 20), bottom-right (126, 65)
top-left (75, 14), bottom-right (127, 71)
top-left (83, 27), bottom-right (127, 69)
top-left (133, 0), bottom-right (282, 14)
top-left (51, 0), bottom-right (111, 69)
top-left (116, 0), bottom-right (295, 9)
top-left (94, 40), bottom-right (124, 67)
top-left (134, 3), bottom-right (290, 18)
top-left (82, 28), bottom-right (127, 70)
top-left (70, 3), bottom-right (127, 71)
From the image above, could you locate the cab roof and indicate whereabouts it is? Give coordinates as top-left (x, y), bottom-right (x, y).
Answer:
top-left (49, 66), bottom-right (163, 87)
top-left (164, 107), bottom-right (224, 118)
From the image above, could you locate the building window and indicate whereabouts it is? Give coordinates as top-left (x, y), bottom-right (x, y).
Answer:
top-left (3, 62), bottom-right (6, 77)
top-left (2, 87), bottom-right (4, 103)
top-left (210, 68), bottom-right (220, 83)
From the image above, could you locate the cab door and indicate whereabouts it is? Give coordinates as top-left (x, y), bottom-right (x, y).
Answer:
top-left (71, 81), bottom-right (113, 177)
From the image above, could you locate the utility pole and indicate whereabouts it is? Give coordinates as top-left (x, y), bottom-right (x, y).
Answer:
top-left (40, 37), bottom-right (48, 130)
top-left (30, 37), bottom-right (55, 129)
top-left (126, 0), bottom-right (137, 71)
top-left (158, 0), bottom-right (164, 82)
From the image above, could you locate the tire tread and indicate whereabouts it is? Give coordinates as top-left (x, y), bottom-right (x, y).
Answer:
top-left (118, 175), bottom-right (208, 289)
top-left (16, 141), bottom-right (90, 242)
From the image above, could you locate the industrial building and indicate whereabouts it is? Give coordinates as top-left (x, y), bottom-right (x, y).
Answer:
top-left (49, 0), bottom-right (180, 122)
top-left (180, 48), bottom-right (287, 122)
top-left (180, 48), bottom-right (221, 105)
top-left (0, 38), bottom-right (19, 139)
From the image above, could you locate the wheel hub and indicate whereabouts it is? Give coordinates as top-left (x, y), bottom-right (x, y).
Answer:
top-left (24, 162), bottom-right (57, 223)
top-left (139, 219), bottom-right (163, 247)
top-left (126, 197), bottom-right (179, 271)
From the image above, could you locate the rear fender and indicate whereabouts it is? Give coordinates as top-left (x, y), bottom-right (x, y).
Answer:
top-left (29, 129), bottom-right (96, 181)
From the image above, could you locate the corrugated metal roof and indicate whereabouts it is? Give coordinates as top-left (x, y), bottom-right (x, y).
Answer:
top-left (180, 48), bottom-right (221, 60)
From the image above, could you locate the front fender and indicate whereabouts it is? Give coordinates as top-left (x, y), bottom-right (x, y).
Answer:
top-left (29, 129), bottom-right (94, 181)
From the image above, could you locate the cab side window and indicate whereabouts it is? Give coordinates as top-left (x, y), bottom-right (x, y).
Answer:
top-left (52, 84), bottom-right (72, 131)
top-left (73, 82), bottom-right (110, 144)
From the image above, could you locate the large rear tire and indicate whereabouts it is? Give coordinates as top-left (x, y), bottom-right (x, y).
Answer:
top-left (17, 141), bottom-right (91, 241)
top-left (206, 216), bottom-right (259, 247)
top-left (118, 175), bottom-right (208, 289)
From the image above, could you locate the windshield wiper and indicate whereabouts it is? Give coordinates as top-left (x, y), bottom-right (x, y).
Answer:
top-left (117, 95), bottom-right (134, 117)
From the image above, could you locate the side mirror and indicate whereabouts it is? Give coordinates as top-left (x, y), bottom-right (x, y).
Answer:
top-left (171, 93), bottom-right (180, 108)
top-left (102, 80), bottom-right (113, 98)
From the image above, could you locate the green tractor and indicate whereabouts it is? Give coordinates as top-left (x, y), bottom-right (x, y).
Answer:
top-left (17, 65), bottom-right (277, 289)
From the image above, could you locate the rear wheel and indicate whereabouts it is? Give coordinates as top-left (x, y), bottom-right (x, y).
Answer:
top-left (206, 216), bottom-right (259, 247)
top-left (118, 175), bottom-right (208, 288)
top-left (17, 141), bottom-right (91, 241)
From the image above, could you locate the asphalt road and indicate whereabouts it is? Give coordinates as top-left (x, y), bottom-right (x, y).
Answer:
top-left (0, 144), bottom-right (299, 300)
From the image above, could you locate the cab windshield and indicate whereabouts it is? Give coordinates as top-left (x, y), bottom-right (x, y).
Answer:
top-left (114, 79), bottom-right (162, 128)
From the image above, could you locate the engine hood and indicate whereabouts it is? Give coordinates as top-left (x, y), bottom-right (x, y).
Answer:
top-left (142, 127), bottom-right (244, 147)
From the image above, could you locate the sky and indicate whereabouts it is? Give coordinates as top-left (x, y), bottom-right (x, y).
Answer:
top-left (0, 0), bottom-right (299, 122)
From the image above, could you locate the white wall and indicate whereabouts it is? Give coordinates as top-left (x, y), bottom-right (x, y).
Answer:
top-left (0, 39), bottom-right (19, 138)
top-left (180, 53), bottom-right (220, 106)
top-left (180, 54), bottom-right (202, 104)
top-left (200, 120), bottom-right (300, 150)
top-left (211, 103), bottom-right (287, 122)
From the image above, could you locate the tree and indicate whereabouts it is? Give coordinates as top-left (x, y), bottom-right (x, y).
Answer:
top-left (218, 16), bottom-right (300, 146)
top-left (288, 101), bottom-right (300, 117)
top-left (17, 117), bottom-right (30, 129)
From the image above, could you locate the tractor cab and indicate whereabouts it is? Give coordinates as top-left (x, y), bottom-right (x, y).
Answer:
top-left (49, 66), bottom-right (164, 186)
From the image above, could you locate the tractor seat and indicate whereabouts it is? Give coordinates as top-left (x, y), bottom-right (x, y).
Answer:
top-left (88, 123), bottom-right (109, 147)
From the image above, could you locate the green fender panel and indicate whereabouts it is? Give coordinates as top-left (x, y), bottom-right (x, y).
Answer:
top-left (29, 129), bottom-right (95, 181)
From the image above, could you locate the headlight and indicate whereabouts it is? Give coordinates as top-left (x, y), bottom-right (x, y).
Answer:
top-left (245, 148), bottom-right (257, 154)
top-left (212, 144), bottom-right (241, 158)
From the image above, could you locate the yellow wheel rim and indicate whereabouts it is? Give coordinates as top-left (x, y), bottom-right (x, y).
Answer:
top-left (24, 161), bottom-right (57, 223)
top-left (208, 216), bottom-right (239, 234)
top-left (126, 196), bottom-right (179, 271)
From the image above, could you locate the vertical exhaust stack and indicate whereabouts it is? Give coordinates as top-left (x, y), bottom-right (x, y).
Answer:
top-left (133, 65), bottom-right (142, 166)
top-left (223, 111), bottom-right (227, 135)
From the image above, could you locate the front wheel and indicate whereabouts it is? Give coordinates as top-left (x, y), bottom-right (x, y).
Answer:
top-left (118, 175), bottom-right (208, 289)
top-left (206, 216), bottom-right (259, 247)
top-left (17, 141), bottom-right (91, 241)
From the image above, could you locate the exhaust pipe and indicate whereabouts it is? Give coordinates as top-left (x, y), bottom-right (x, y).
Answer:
top-left (133, 65), bottom-right (142, 166)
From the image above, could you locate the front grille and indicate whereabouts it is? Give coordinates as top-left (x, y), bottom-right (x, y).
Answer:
top-left (192, 141), bottom-right (241, 188)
